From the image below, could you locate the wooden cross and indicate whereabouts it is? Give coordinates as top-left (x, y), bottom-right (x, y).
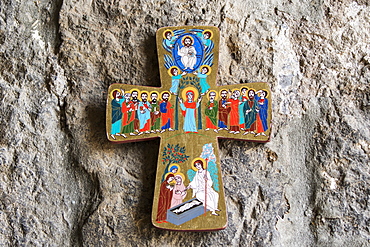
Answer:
top-left (106, 26), bottom-right (272, 231)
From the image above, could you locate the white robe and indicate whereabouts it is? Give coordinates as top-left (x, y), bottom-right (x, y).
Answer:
top-left (189, 169), bottom-right (219, 211)
top-left (178, 46), bottom-right (197, 69)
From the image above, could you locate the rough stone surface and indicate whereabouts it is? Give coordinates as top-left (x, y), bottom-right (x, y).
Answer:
top-left (0, 0), bottom-right (369, 246)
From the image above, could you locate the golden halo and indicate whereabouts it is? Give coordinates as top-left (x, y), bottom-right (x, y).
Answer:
top-left (169, 164), bottom-right (181, 173)
top-left (202, 29), bottom-right (213, 39)
top-left (110, 88), bottom-right (124, 99)
top-left (167, 66), bottom-right (180, 77)
top-left (163, 29), bottom-right (174, 39)
top-left (181, 35), bottom-right (194, 46)
top-left (206, 90), bottom-right (218, 100)
top-left (160, 91), bottom-right (171, 100)
top-left (181, 86), bottom-right (199, 102)
top-left (173, 172), bottom-right (185, 182)
top-left (139, 90), bottom-right (149, 101)
top-left (191, 157), bottom-right (207, 171)
top-left (200, 65), bottom-right (212, 75)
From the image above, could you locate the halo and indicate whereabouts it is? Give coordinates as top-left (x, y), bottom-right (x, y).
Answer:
top-left (207, 90), bottom-right (218, 100)
top-left (191, 157), bottom-right (207, 171)
top-left (110, 88), bottom-right (124, 99)
top-left (169, 164), bottom-right (181, 173)
top-left (200, 65), bottom-right (212, 75)
top-left (181, 35), bottom-right (194, 46)
top-left (163, 29), bottom-right (174, 39)
top-left (161, 90), bottom-right (171, 100)
top-left (202, 29), bottom-right (213, 39)
top-left (167, 66), bottom-right (180, 77)
top-left (174, 172), bottom-right (185, 182)
top-left (181, 86), bottom-right (199, 102)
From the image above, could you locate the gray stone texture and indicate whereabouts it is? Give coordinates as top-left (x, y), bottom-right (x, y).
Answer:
top-left (0, 0), bottom-right (369, 246)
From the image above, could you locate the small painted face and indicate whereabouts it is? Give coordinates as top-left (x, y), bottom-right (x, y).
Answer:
top-left (209, 92), bottom-right (216, 101)
top-left (242, 89), bottom-right (247, 95)
top-left (167, 176), bottom-right (174, 183)
top-left (221, 90), bottom-right (227, 99)
top-left (141, 93), bottom-right (148, 102)
top-left (173, 68), bottom-right (178, 76)
top-left (175, 176), bottom-right (182, 183)
top-left (187, 92), bottom-right (194, 101)
top-left (166, 32), bottom-right (172, 40)
top-left (233, 90), bottom-right (240, 99)
top-left (131, 91), bottom-right (138, 100)
top-left (184, 37), bottom-right (192, 46)
top-left (248, 90), bottom-right (255, 98)
top-left (201, 67), bottom-right (208, 74)
top-left (162, 93), bottom-right (169, 101)
top-left (125, 93), bottom-right (131, 101)
top-left (195, 162), bottom-right (202, 170)
top-left (171, 168), bottom-right (178, 173)
top-left (203, 33), bottom-right (209, 39)
top-left (151, 93), bottom-right (158, 102)
top-left (116, 91), bottom-right (121, 98)
top-left (260, 91), bottom-right (266, 98)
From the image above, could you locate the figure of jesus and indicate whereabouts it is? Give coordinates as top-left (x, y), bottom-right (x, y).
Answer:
top-left (177, 36), bottom-right (197, 70)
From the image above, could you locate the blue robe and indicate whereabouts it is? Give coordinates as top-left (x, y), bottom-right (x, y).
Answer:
top-left (169, 74), bottom-right (182, 94)
top-left (137, 101), bottom-right (151, 129)
top-left (197, 73), bottom-right (210, 94)
top-left (111, 98), bottom-right (124, 134)
top-left (255, 96), bottom-right (269, 131)
top-left (180, 101), bottom-right (199, 132)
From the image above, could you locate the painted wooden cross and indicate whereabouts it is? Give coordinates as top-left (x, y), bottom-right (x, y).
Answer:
top-left (106, 26), bottom-right (272, 231)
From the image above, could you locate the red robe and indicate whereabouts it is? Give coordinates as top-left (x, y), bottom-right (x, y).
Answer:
top-left (228, 98), bottom-right (240, 131)
top-left (156, 181), bottom-right (173, 222)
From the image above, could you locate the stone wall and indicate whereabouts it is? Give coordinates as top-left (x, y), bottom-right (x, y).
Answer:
top-left (0, 0), bottom-right (369, 246)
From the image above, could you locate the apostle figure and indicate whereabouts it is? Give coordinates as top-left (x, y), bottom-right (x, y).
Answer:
top-left (121, 92), bottom-right (136, 136)
top-left (170, 173), bottom-right (187, 208)
top-left (227, 89), bottom-right (241, 134)
top-left (130, 90), bottom-right (140, 134)
top-left (110, 89), bottom-right (126, 139)
top-left (160, 92), bottom-right (174, 133)
top-left (186, 159), bottom-right (220, 216)
top-left (254, 90), bottom-right (269, 136)
top-left (179, 90), bottom-right (201, 133)
top-left (243, 89), bottom-right (258, 135)
top-left (205, 91), bottom-right (218, 133)
top-left (150, 92), bottom-right (161, 133)
top-left (177, 36), bottom-right (197, 71)
top-left (218, 89), bottom-right (231, 130)
top-left (239, 87), bottom-right (248, 130)
top-left (156, 173), bottom-right (175, 223)
top-left (137, 92), bottom-right (151, 135)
